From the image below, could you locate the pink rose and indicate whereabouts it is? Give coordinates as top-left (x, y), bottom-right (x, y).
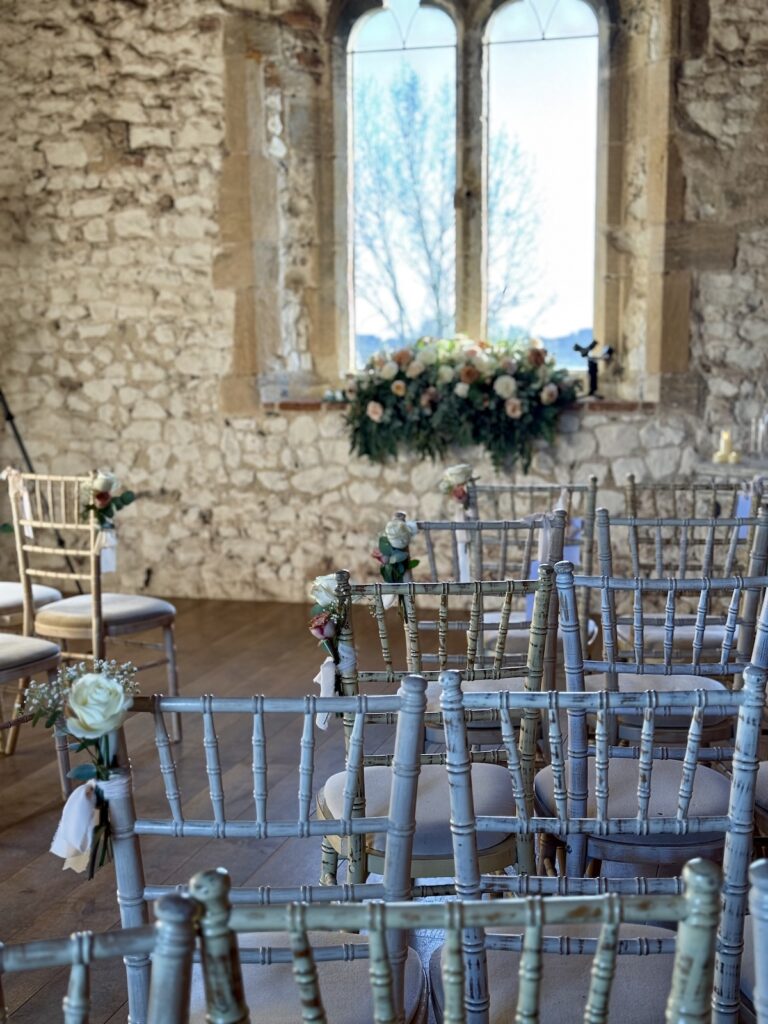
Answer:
top-left (366, 400), bottom-right (384, 423)
top-left (505, 397), bottom-right (523, 419)
top-left (93, 490), bottom-right (112, 509)
top-left (371, 548), bottom-right (388, 565)
top-left (309, 611), bottom-right (336, 640)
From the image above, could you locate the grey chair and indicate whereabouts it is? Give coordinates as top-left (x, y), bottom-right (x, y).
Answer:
top-left (102, 676), bottom-right (428, 1024)
top-left (749, 859), bottom-right (768, 1024)
top-left (317, 567), bottom-right (555, 886)
top-left (624, 472), bottom-right (764, 520)
top-left (435, 661), bottom-right (766, 1022)
top-left (189, 859), bottom-right (719, 1024)
top-left (0, 893), bottom-right (197, 1023)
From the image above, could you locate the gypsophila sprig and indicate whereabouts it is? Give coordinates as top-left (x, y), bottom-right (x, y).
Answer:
top-left (345, 336), bottom-right (581, 470)
top-left (25, 660), bottom-right (139, 879)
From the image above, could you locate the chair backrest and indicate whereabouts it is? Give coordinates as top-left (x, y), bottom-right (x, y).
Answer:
top-left (6, 469), bottom-right (103, 655)
top-left (335, 564), bottom-right (555, 694)
top-left (436, 657), bottom-right (766, 1020)
top-left (412, 509), bottom-right (565, 583)
top-left (103, 676), bottom-right (427, 1024)
top-left (596, 505), bottom-right (768, 580)
top-left (749, 859), bottom-right (768, 1024)
top-left (188, 858), bottom-right (720, 1024)
top-left (0, 893), bottom-right (197, 1024)
top-left (624, 471), bottom-right (764, 519)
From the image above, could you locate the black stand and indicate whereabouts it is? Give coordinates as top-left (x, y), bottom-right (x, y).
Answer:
top-left (0, 387), bottom-right (83, 591)
top-left (573, 341), bottom-right (615, 399)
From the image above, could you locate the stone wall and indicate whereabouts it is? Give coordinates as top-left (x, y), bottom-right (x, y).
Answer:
top-left (0, 0), bottom-right (765, 603)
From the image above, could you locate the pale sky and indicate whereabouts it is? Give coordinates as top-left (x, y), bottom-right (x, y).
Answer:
top-left (349, 0), bottom-right (598, 343)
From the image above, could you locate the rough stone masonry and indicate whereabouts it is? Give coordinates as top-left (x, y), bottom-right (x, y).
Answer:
top-left (0, 0), bottom-right (766, 601)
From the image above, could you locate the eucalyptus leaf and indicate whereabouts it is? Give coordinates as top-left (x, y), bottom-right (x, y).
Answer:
top-left (68, 763), bottom-right (98, 781)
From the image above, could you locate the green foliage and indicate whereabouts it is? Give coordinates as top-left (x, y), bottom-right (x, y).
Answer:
top-left (345, 336), bottom-right (580, 470)
top-left (83, 489), bottom-right (137, 528)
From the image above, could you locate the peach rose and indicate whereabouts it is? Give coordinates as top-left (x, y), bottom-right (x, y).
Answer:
top-left (540, 382), bottom-right (559, 405)
top-left (504, 397), bottom-right (523, 419)
top-left (391, 380), bottom-right (407, 397)
top-left (392, 348), bottom-right (414, 367)
top-left (366, 400), bottom-right (384, 422)
top-left (459, 365), bottom-right (480, 384)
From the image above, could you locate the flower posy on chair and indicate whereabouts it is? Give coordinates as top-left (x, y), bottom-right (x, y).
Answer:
top-left (83, 469), bottom-right (136, 573)
top-left (25, 661), bottom-right (138, 876)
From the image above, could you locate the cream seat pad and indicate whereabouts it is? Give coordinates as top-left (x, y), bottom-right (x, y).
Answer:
top-left (616, 622), bottom-right (728, 651)
top-left (583, 671), bottom-right (728, 728)
top-left (430, 923), bottom-right (681, 1024)
top-left (0, 632), bottom-right (59, 671)
top-left (322, 764), bottom-right (515, 857)
top-left (0, 582), bottom-right (62, 616)
top-left (190, 933), bottom-right (427, 1024)
top-left (425, 675), bottom-right (526, 715)
top-left (483, 610), bottom-right (598, 653)
top-left (534, 757), bottom-right (730, 847)
top-left (35, 592), bottom-right (175, 629)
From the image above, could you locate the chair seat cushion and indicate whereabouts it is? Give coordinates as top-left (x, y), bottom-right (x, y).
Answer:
top-left (534, 757), bottom-right (731, 848)
top-left (584, 672), bottom-right (728, 728)
top-left (0, 632), bottom-right (59, 671)
top-left (190, 933), bottom-right (427, 1024)
top-left (430, 923), bottom-right (681, 1023)
top-left (756, 761), bottom-right (768, 813)
top-left (616, 622), bottom-right (728, 651)
top-left (425, 675), bottom-right (525, 714)
top-left (0, 582), bottom-right (62, 616)
top-left (322, 764), bottom-right (515, 858)
top-left (35, 592), bottom-right (175, 629)
top-left (483, 611), bottom-right (598, 653)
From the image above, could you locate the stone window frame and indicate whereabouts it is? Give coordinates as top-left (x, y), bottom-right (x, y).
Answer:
top-left (318, 0), bottom-right (617, 380)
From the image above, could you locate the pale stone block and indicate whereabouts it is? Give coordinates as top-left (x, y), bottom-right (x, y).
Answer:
top-left (129, 125), bottom-right (172, 149)
top-left (43, 141), bottom-right (88, 167)
top-left (611, 456), bottom-right (647, 485)
top-left (72, 195), bottom-right (112, 218)
top-left (82, 379), bottom-right (115, 403)
top-left (598, 422), bottom-right (639, 457)
top-left (83, 219), bottom-right (108, 242)
top-left (288, 414), bottom-right (316, 447)
top-left (133, 399), bottom-right (166, 420)
top-left (638, 420), bottom-right (685, 449)
top-left (291, 466), bottom-right (348, 493)
top-left (114, 208), bottom-right (153, 239)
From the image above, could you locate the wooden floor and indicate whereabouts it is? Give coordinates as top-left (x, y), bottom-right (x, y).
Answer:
top-left (0, 598), bottom-right (395, 1021)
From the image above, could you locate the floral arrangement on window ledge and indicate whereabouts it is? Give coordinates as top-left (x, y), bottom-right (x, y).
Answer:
top-left (345, 336), bottom-right (580, 470)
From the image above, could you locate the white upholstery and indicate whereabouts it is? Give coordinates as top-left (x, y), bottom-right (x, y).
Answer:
top-left (584, 672), bottom-right (728, 729)
top-left (0, 632), bottom-right (59, 672)
top-left (425, 675), bottom-right (525, 714)
top-left (534, 757), bottom-right (731, 848)
top-left (484, 610), bottom-right (598, 654)
top-left (430, 923), bottom-right (679, 1023)
top-left (35, 592), bottom-right (175, 629)
top-left (190, 934), bottom-right (427, 1024)
top-left (616, 622), bottom-right (728, 651)
top-left (322, 764), bottom-right (515, 857)
top-left (0, 582), bottom-right (62, 617)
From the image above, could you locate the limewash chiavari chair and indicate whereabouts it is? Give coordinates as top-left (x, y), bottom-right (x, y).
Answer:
top-left (748, 860), bottom-right (768, 1023)
top-left (100, 676), bottom-right (428, 1024)
top-left (591, 505), bottom-right (768, 745)
top-left (435, 658), bottom-right (766, 1023)
top-left (624, 471), bottom-right (765, 521)
top-left (316, 567), bottom-right (554, 888)
top-left (0, 580), bottom-right (62, 628)
top-left (6, 470), bottom-right (181, 742)
top-left (189, 858), bottom-right (719, 1024)
top-left (0, 632), bottom-right (60, 761)
top-left (0, 893), bottom-right (197, 1024)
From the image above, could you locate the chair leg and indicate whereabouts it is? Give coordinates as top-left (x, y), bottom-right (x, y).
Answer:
top-left (163, 623), bottom-right (182, 743)
top-left (4, 676), bottom-right (31, 756)
top-left (54, 721), bottom-right (73, 801)
top-left (320, 837), bottom-right (340, 885)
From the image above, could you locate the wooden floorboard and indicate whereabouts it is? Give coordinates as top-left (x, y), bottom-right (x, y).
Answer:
top-left (0, 598), bottom-right (396, 1021)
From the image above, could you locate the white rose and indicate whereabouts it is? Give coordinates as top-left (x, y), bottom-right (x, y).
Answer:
top-left (379, 361), bottom-right (399, 381)
top-left (309, 573), bottom-right (339, 607)
top-left (437, 364), bottom-right (455, 384)
top-left (454, 382), bottom-right (470, 398)
top-left (66, 673), bottom-right (132, 739)
top-left (384, 518), bottom-right (418, 549)
top-left (418, 346), bottom-right (438, 366)
top-left (443, 464), bottom-right (473, 487)
top-left (405, 359), bottom-right (426, 379)
top-left (93, 469), bottom-right (118, 494)
top-left (493, 374), bottom-right (517, 399)
top-left (470, 354), bottom-right (490, 373)
top-left (540, 382), bottom-right (559, 405)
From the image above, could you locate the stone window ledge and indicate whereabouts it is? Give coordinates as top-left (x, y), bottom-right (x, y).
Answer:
top-left (267, 398), bottom-right (657, 413)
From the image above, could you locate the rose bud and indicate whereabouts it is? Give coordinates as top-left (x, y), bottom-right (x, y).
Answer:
top-left (309, 611), bottom-right (337, 640)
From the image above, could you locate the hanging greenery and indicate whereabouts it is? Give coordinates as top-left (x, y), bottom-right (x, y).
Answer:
top-left (344, 336), bottom-right (581, 470)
